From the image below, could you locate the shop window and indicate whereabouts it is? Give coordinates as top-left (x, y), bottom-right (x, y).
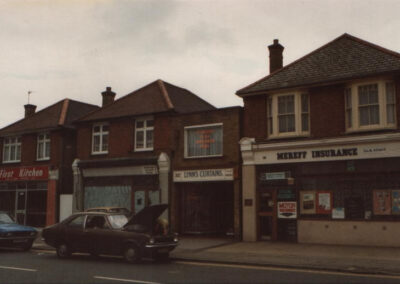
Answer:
top-left (92, 123), bottom-right (109, 154)
top-left (37, 133), bottom-right (50, 161)
top-left (267, 92), bottom-right (309, 138)
top-left (345, 80), bottom-right (396, 132)
top-left (184, 123), bottom-right (223, 158)
top-left (3, 137), bottom-right (21, 163)
top-left (134, 117), bottom-right (154, 151)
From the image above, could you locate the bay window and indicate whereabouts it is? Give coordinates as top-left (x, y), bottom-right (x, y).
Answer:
top-left (267, 92), bottom-right (309, 138)
top-left (3, 137), bottom-right (21, 163)
top-left (92, 124), bottom-right (109, 154)
top-left (135, 117), bottom-right (154, 151)
top-left (345, 81), bottom-right (396, 132)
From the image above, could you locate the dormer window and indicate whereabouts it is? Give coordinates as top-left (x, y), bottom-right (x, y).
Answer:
top-left (345, 80), bottom-right (396, 132)
top-left (267, 92), bottom-right (309, 138)
top-left (3, 137), bottom-right (21, 163)
top-left (92, 123), bottom-right (109, 154)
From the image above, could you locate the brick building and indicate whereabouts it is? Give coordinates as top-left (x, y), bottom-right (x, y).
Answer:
top-left (237, 34), bottom-right (400, 246)
top-left (72, 80), bottom-right (216, 224)
top-left (171, 106), bottom-right (242, 239)
top-left (0, 100), bottom-right (98, 227)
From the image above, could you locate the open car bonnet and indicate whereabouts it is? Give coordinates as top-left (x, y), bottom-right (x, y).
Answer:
top-left (124, 204), bottom-right (168, 228)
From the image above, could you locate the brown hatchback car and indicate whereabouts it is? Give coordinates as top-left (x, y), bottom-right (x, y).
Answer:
top-left (42, 204), bottom-right (178, 263)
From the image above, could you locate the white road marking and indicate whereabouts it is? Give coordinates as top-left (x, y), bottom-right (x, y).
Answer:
top-left (0, 265), bottom-right (37, 272)
top-left (175, 260), bottom-right (400, 280)
top-left (94, 276), bottom-right (161, 284)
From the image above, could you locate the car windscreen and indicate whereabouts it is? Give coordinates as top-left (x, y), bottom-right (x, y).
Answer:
top-left (0, 213), bottom-right (14, 224)
top-left (108, 214), bottom-right (128, 229)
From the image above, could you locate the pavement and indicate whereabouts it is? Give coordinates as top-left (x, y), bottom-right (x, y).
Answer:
top-left (32, 232), bottom-right (400, 276)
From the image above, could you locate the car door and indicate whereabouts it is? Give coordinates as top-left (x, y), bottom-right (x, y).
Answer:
top-left (63, 214), bottom-right (90, 253)
top-left (86, 215), bottom-right (120, 255)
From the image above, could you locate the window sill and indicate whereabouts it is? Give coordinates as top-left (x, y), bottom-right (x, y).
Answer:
top-left (2, 160), bottom-right (21, 164)
top-left (36, 158), bottom-right (50, 162)
top-left (134, 148), bottom-right (154, 152)
top-left (184, 155), bottom-right (224, 160)
top-left (91, 152), bottom-right (109, 155)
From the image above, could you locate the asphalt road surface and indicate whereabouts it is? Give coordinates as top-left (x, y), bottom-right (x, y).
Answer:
top-left (0, 248), bottom-right (399, 284)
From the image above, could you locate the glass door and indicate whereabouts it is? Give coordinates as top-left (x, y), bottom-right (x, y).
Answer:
top-left (15, 190), bottom-right (27, 225)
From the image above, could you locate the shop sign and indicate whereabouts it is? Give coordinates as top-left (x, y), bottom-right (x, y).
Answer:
top-left (277, 189), bottom-right (296, 200)
top-left (260, 171), bottom-right (290, 181)
top-left (278, 202), bottom-right (297, 219)
top-left (252, 139), bottom-right (400, 165)
top-left (0, 166), bottom-right (49, 181)
top-left (173, 168), bottom-right (234, 182)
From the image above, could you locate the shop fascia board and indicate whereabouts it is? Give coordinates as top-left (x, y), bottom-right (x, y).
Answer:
top-left (241, 132), bottom-right (400, 165)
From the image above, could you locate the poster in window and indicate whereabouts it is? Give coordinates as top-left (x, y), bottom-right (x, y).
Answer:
top-left (316, 191), bottom-right (332, 214)
top-left (332, 207), bottom-right (345, 219)
top-left (392, 190), bottom-right (400, 215)
top-left (300, 191), bottom-right (316, 214)
top-left (373, 190), bottom-right (391, 215)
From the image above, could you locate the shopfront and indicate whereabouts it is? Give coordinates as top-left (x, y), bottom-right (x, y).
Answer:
top-left (0, 166), bottom-right (51, 227)
top-left (241, 133), bottom-right (400, 246)
top-left (72, 154), bottom-right (170, 217)
top-left (173, 168), bottom-right (235, 236)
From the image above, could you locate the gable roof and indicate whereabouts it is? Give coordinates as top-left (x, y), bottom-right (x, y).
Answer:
top-left (0, 99), bottom-right (99, 136)
top-left (237, 33), bottom-right (400, 96)
top-left (78, 79), bottom-right (215, 122)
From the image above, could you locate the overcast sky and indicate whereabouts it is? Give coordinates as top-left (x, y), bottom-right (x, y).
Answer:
top-left (1, 0), bottom-right (399, 128)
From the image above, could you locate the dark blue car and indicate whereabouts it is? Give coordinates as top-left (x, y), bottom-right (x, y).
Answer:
top-left (0, 212), bottom-right (37, 251)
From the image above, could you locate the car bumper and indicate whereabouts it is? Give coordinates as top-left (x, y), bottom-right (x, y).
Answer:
top-left (144, 242), bottom-right (178, 256)
top-left (0, 236), bottom-right (36, 247)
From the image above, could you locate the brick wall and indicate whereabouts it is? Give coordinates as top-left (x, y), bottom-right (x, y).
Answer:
top-left (243, 96), bottom-right (267, 139)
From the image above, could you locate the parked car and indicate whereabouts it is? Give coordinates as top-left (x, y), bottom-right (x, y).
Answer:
top-left (0, 211), bottom-right (37, 251)
top-left (42, 204), bottom-right (178, 263)
top-left (86, 207), bottom-right (131, 217)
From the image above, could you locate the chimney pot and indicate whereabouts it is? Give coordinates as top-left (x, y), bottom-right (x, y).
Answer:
top-left (101, 86), bottom-right (116, 107)
top-left (24, 104), bottom-right (36, 118)
top-left (268, 39), bottom-right (284, 74)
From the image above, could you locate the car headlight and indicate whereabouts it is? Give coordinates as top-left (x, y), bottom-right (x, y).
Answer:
top-left (148, 237), bottom-right (155, 244)
top-left (173, 233), bottom-right (179, 242)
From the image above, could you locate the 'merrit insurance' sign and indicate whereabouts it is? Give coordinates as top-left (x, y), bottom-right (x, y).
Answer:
top-left (173, 168), bottom-right (234, 182)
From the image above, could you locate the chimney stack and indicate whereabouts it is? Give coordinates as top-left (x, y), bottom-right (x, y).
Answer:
top-left (268, 39), bottom-right (284, 74)
top-left (24, 104), bottom-right (36, 118)
top-left (101, 87), bottom-right (116, 107)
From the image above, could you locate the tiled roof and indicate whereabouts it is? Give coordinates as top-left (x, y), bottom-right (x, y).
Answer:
top-left (0, 99), bottom-right (99, 136)
top-left (79, 79), bottom-right (215, 122)
top-left (237, 34), bottom-right (400, 96)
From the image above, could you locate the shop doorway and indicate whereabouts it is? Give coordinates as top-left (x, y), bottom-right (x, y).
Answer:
top-left (15, 190), bottom-right (27, 224)
top-left (258, 189), bottom-right (277, 241)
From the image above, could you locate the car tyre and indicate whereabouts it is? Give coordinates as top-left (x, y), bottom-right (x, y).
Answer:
top-left (56, 243), bottom-right (71, 258)
top-left (123, 244), bottom-right (141, 263)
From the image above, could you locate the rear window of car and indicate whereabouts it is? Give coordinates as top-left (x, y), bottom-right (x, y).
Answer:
top-left (67, 215), bottom-right (85, 228)
top-left (108, 214), bottom-right (128, 229)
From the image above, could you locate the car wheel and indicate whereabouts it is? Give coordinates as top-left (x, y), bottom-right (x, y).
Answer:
top-left (21, 240), bottom-right (33, 251)
top-left (56, 243), bottom-right (71, 258)
top-left (123, 244), bottom-right (141, 263)
top-left (155, 252), bottom-right (170, 262)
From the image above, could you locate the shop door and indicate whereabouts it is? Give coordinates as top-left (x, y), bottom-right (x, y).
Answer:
top-left (15, 190), bottom-right (27, 225)
top-left (258, 189), bottom-right (277, 241)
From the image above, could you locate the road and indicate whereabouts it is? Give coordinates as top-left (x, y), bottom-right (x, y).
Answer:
top-left (0, 248), bottom-right (399, 284)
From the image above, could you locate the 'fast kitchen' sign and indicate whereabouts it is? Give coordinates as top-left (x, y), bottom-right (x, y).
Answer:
top-left (0, 166), bottom-right (49, 181)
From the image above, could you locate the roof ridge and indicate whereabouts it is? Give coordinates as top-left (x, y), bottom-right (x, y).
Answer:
top-left (157, 79), bottom-right (174, 110)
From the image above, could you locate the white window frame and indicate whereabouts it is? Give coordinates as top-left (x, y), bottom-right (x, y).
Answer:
top-left (91, 123), bottom-right (109, 155)
top-left (37, 133), bottom-right (50, 161)
top-left (345, 80), bottom-right (396, 132)
top-left (3, 136), bottom-right (21, 163)
top-left (267, 92), bottom-right (310, 138)
top-left (184, 123), bottom-right (223, 159)
top-left (134, 117), bottom-right (154, 152)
